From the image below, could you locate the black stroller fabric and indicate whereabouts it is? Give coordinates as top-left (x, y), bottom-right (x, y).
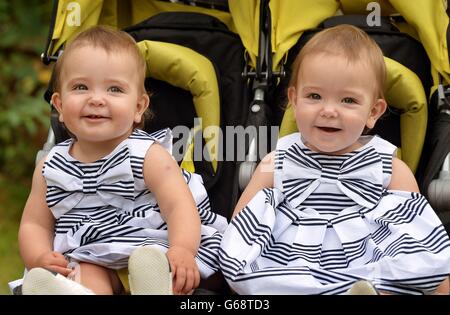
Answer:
top-left (417, 91), bottom-right (450, 191)
top-left (416, 91), bottom-right (450, 233)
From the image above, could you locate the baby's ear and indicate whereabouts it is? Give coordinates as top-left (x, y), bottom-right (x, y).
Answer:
top-left (366, 98), bottom-right (387, 129)
top-left (134, 93), bottom-right (150, 124)
top-left (287, 86), bottom-right (297, 106)
top-left (51, 93), bottom-right (64, 122)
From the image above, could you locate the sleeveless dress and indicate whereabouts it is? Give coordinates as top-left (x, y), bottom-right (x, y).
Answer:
top-left (219, 133), bottom-right (450, 294)
top-left (43, 128), bottom-right (228, 278)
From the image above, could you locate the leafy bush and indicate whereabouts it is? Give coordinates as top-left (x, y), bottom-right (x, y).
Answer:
top-left (0, 0), bottom-right (52, 178)
top-left (0, 0), bottom-right (54, 294)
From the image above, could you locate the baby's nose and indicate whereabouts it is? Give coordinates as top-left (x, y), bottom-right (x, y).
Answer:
top-left (319, 103), bottom-right (338, 118)
top-left (88, 93), bottom-right (106, 106)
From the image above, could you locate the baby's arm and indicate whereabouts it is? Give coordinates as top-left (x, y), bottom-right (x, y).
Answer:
top-left (232, 151), bottom-right (275, 218)
top-left (143, 143), bottom-right (201, 294)
top-left (387, 157), bottom-right (419, 192)
top-left (18, 158), bottom-right (72, 276)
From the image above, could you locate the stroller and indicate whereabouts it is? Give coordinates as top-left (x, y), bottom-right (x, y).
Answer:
top-left (11, 0), bottom-right (450, 294)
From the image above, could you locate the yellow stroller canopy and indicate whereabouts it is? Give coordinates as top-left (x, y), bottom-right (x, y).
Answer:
top-left (268, 0), bottom-right (450, 85)
top-left (46, 0), bottom-right (237, 59)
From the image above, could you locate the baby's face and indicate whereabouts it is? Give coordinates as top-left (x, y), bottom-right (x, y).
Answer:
top-left (52, 45), bottom-right (148, 150)
top-left (289, 53), bottom-right (385, 154)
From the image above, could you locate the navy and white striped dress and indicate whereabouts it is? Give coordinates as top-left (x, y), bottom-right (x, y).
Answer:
top-left (219, 133), bottom-right (450, 294)
top-left (43, 128), bottom-right (227, 278)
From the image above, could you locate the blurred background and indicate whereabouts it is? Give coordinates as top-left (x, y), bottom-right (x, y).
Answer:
top-left (0, 0), bottom-right (53, 294)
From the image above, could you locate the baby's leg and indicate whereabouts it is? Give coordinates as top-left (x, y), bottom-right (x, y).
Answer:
top-left (79, 262), bottom-right (122, 295)
top-left (434, 277), bottom-right (449, 295)
top-left (378, 278), bottom-right (449, 295)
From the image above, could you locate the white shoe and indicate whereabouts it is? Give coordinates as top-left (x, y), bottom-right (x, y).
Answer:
top-left (347, 280), bottom-right (379, 295)
top-left (22, 267), bottom-right (95, 295)
top-left (128, 247), bottom-right (172, 295)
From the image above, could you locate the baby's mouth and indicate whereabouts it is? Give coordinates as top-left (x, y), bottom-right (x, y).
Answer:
top-left (84, 115), bottom-right (107, 119)
top-left (317, 126), bottom-right (341, 133)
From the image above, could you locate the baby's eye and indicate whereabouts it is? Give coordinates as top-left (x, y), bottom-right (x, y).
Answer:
top-left (342, 97), bottom-right (357, 104)
top-left (73, 84), bottom-right (88, 91)
top-left (307, 93), bottom-right (321, 100)
top-left (108, 86), bottom-right (123, 93)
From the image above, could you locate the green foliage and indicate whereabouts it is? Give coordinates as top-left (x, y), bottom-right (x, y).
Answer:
top-left (0, 175), bottom-right (29, 294)
top-left (0, 0), bottom-right (53, 178)
top-left (0, 0), bottom-right (54, 294)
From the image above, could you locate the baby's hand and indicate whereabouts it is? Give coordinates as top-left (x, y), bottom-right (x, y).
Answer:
top-left (34, 251), bottom-right (72, 277)
top-left (166, 246), bottom-right (200, 295)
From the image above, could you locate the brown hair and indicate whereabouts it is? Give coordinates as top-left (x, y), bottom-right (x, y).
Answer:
top-left (289, 24), bottom-right (386, 99)
top-left (52, 25), bottom-right (151, 129)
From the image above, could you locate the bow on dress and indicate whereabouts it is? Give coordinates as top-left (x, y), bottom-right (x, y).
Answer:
top-left (43, 148), bottom-right (135, 219)
top-left (281, 143), bottom-right (384, 210)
